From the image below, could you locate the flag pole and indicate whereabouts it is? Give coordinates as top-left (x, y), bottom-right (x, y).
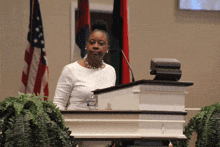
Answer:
top-left (30, 0), bottom-right (35, 46)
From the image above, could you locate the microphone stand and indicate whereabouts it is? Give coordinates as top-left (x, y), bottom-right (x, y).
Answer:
top-left (110, 49), bottom-right (135, 83)
top-left (120, 50), bottom-right (135, 82)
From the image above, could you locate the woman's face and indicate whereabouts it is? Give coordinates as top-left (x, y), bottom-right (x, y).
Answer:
top-left (86, 31), bottom-right (109, 61)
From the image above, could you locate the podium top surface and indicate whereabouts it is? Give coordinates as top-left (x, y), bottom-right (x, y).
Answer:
top-left (61, 110), bottom-right (187, 115)
top-left (93, 79), bottom-right (193, 95)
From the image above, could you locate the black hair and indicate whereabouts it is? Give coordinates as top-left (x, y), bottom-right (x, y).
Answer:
top-left (90, 20), bottom-right (110, 43)
top-left (91, 20), bottom-right (108, 32)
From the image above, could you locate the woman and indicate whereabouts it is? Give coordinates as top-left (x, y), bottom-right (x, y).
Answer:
top-left (53, 20), bottom-right (116, 110)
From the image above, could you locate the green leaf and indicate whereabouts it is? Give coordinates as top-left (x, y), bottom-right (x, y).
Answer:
top-left (13, 102), bottom-right (24, 117)
top-left (4, 100), bottom-right (13, 110)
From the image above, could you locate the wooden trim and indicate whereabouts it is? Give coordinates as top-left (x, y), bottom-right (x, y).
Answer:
top-left (61, 110), bottom-right (187, 115)
top-left (132, 89), bottom-right (188, 95)
top-left (72, 137), bottom-right (187, 141)
top-left (93, 80), bottom-right (193, 94)
top-left (64, 119), bottom-right (185, 123)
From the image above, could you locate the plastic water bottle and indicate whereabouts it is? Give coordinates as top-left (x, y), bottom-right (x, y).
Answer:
top-left (87, 95), bottom-right (97, 110)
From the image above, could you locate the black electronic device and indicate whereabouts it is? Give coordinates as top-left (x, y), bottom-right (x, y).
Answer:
top-left (150, 58), bottom-right (182, 81)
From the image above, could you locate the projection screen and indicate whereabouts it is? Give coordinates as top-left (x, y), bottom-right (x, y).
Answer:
top-left (179, 0), bottom-right (220, 11)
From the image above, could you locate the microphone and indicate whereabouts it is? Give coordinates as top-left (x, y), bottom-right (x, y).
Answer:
top-left (110, 49), bottom-right (135, 82)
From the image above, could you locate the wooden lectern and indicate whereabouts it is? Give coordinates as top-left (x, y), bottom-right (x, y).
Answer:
top-left (61, 80), bottom-right (193, 147)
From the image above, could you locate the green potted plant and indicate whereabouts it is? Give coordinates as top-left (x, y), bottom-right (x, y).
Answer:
top-left (0, 93), bottom-right (76, 147)
top-left (178, 103), bottom-right (220, 147)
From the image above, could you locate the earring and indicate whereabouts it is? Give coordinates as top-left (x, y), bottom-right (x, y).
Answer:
top-left (85, 47), bottom-right (87, 50)
top-left (107, 51), bottom-right (109, 53)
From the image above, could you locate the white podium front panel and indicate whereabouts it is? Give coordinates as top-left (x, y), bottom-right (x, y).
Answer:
top-left (96, 84), bottom-right (187, 111)
top-left (97, 86), bottom-right (140, 110)
top-left (62, 111), bottom-right (187, 140)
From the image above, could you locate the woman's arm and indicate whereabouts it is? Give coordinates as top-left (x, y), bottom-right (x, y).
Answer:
top-left (53, 66), bottom-right (74, 110)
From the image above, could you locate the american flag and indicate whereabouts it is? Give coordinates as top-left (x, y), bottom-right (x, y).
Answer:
top-left (20, 0), bottom-right (49, 100)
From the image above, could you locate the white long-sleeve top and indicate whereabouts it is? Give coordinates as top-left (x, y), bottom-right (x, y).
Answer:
top-left (53, 61), bottom-right (116, 110)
